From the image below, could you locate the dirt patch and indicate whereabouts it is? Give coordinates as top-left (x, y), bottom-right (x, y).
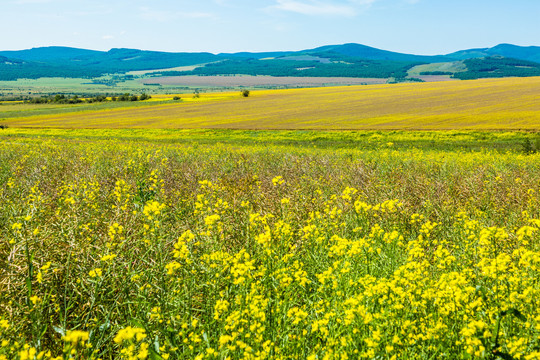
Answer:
top-left (415, 75), bottom-right (458, 82)
top-left (142, 75), bottom-right (387, 87)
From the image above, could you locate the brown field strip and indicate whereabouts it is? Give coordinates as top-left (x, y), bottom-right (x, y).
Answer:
top-left (142, 75), bottom-right (388, 87)
top-left (3, 77), bottom-right (540, 130)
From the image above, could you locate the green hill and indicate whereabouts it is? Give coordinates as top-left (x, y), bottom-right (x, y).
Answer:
top-left (447, 44), bottom-right (540, 63)
top-left (453, 56), bottom-right (540, 79)
top-left (157, 56), bottom-right (419, 79)
top-left (77, 48), bottom-right (222, 72)
top-left (1, 43), bottom-right (540, 81)
top-left (0, 46), bottom-right (102, 61)
top-left (0, 55), bottom-right (103, 80)
top-left (308, 43), bottom-right (455, 63)
top-left (0, 47), bottom-right (224, 80)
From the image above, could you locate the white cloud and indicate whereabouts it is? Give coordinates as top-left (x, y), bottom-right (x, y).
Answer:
top-left (270, 0), bottom-right (380, 17)
top-left (102, 35), bottom-right (114, 40)
top-left (273, 0), bottom-right (354, 16)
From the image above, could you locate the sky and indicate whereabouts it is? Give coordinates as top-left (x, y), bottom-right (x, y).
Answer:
top-left (1, 0), bottom-right (539, 55)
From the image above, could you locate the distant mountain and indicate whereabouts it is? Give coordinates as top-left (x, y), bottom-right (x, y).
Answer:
top-left (306, 43), bottom-right (455, 63)
top-left (218, 51), bottom-right (295, 59)
top-left (0, 46), bottom-right (223, 76)
top-left (219, 44), bottom-right (455, 63)
top-left (0, 54), bottom-right (103, 81)
top-left (79, 48), bottom-right (222, 72)
top-left (160, 56), bottom-right (418, 79)
top-left (1, 43), bottom-right (539, 81)
top-left (447, 44), bottom-right (540, 63)
top-left (0, 46), bottom-right (102, 61)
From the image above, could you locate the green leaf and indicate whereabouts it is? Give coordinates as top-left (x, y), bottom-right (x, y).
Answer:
top-left (53, 325), bottom-right (66, 337)
top-left (510, 309), bottom-right (527, 322)
top-left (99, 320), bottom-right (110, 332)
top-left (154, 335), bottom-right (160, 354)
top-left (493, 351), bottom-right (514, 360)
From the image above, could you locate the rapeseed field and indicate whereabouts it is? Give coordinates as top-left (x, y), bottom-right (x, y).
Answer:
top-left (1, 129), bottom-right (540, 359)
top-left (3, 77), bottom-right (540, 130)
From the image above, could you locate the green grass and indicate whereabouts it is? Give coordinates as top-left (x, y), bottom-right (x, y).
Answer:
top-left (0, 128), bottom-right (538, 152)
top-left (0, 76), bottom-right (158, 97)
top-left (407, 61), bottom-right (467, 76)
top-left (0, 100), bottom-right (176, 119)
top-left (2, 129), bottom-right (540, 359)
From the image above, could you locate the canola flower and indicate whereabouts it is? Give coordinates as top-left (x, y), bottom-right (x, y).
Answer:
top-left (1, 129), bottom-right (540, 359)
top-left (62, 330), bottom-right (89, 347)
top-left (4, 77), bottom-right (540, 130)
top-left (88, 268), bottom-right (103, 278)
top-left (114, 327), bottom-right (147, 344)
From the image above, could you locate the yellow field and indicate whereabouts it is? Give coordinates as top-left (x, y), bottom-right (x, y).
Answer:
top-left (3, 77), bottom-right (540, 130)
top-left (2, 129), bottom-right (540, 359)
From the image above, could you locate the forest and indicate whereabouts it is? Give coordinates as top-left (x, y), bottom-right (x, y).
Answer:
top-left (452, 56), bottom-right (540, 79)
top-left (157, 55), bottom-right (419, 79)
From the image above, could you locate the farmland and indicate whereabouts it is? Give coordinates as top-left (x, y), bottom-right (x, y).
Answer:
top-left (141, 75), bottom-right (388, 88)
top-left (1, 76), bottom-right (540, 359)
top-left (2, 77), bottom-right (540, 130)
top-left (2, 128), bottom-right (540, 359)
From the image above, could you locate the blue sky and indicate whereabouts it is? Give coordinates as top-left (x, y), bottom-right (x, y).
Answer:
top-left (2, 0), bottom-right (539, 54)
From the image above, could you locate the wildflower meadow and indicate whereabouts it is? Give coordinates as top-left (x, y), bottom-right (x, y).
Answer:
top-left (1, 129), bottom-right (540, 359)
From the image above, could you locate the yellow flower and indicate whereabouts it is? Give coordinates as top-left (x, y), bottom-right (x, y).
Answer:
top-left (89, 268), bottom-right (103, 278)
top-left (114, 326), bottom-right (147, 344)
top-left (100, 254), bottom-right (117, 262)
top-left (63, 330), bottom-right (89, 347)
top-left (18, 346), bottom-right (37, 360)
top-left (30, 295), bottom-right (41, 305)
top-left (272, 176), bottom-right (285, 186)
top-left (204, 214), bottom-right (220, 226)
top-left (137, 343), bottom-right (149, 359)
top-left (11, 223), bottom-right (22, 230)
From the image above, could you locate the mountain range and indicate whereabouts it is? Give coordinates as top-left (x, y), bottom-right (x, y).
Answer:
top-left (1, 43), bottom-right (540, 81)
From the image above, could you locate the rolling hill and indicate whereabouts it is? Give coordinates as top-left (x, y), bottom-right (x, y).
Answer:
top-left (306, 43), bottom-right (454, 63)
top-left (447, 43), bottom-right (540, 63)
top-left (0, 48), bottom-right (223, 80)
top-left (0, 46), bottom-right (102, 61)
top-left (0, 43), bottom-right (539, 81)
top-left (0, 55), bottom-right (104, 80)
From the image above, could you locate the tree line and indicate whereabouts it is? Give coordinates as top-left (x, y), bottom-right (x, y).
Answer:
top-left (25, 93), bottom-right (151, 104)
top-left (452, 57), bottom-right (540, 80)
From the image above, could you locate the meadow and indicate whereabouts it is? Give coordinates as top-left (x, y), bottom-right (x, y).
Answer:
top-left (2, 77), bottom-right (540, 130)
top-left (1, 127), bottom-right (540, 359)
top-left (0, 74), bottom-right (384, 100)
top-left (0, 77), bottom-right (152, 98)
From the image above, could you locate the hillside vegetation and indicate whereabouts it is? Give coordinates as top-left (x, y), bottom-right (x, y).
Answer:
top-left (157, 55), bottom-right (418, 79)
top-left (448, 43), bottom-right (540, 63)
top-left (453, 57), bottom-right (540, 79)
top-left (2, 43), bottom-right (540, 81)
top-left (0, 49), bottom-right (221, 80)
